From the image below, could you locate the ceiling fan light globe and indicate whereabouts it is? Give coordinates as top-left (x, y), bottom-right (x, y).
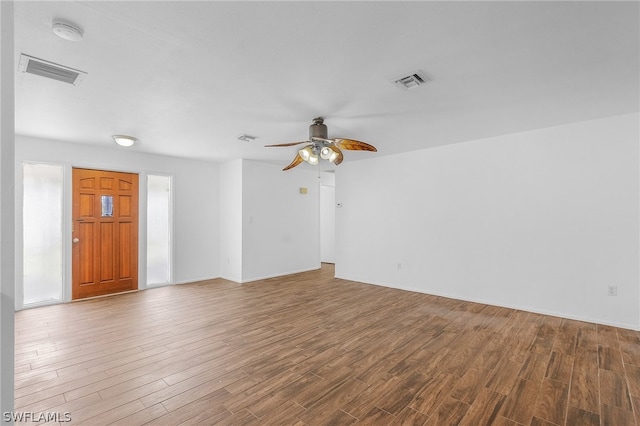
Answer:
top-left (308, 154), bottom-right (319, 165)
top-left (299, 147), bottom-right (312, 162)
top-left (320, 146), bottom-right (332, 160)
top-left (328, 151), bottom-right (339, 163)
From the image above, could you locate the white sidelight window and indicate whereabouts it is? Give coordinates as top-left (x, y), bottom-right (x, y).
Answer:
top-left (23, 163), bottom-right (64, 305)
top-left (146, 174), bottom-right (172, 285)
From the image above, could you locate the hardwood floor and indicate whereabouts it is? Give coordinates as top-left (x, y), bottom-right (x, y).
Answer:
top-left (14, 264), bottom-right (640, 425)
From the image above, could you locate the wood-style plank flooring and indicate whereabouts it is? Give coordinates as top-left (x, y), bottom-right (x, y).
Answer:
top-left (14, 264), bottom-right (640, 425)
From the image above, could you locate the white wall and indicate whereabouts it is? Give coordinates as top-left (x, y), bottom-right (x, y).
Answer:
top-left (15, 135), bottom-right (220, 304)
top-left (241, 160), bottom-right (320, 282)
top-left (336, 113), bottom-right (640, 329)
top-left (0, 0), bottom-right (15, 415)
top-left (219, 159), bottom-right (243, 282)
top-left (172, 160), bottom-right (219, 284)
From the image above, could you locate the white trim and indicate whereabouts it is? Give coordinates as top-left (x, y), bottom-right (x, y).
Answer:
top-left (174, 275), bottom-right (220, 285)
top-left (14, 161), bottom-right (23, 310)
top-left (62, 165), bottom-right (72, 303)
top-left (0, 0), bottom-right (15, 415)
top-left (138, 170), bottom-right (148, 290)
top-left (239, 266), bottom-right (321, 284)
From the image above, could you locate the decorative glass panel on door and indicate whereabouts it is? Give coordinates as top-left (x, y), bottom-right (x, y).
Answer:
top-left (101, 195), bottom-right (113, 217)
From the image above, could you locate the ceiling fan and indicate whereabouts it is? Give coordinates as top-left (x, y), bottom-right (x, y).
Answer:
top-left (265, 117), bottom-right (377, 171)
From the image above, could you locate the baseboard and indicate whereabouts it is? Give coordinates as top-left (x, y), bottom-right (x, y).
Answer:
top-left (335, 273), bottom-right (640, 331)
top-left (239, 266), bottom-right (321, 284)
top-left (174, 275), bottom-right (221, 285)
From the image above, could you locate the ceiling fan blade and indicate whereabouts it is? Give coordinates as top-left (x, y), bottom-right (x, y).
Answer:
top-left (332, 145), bottom-right (344, 166)
top-left (282, 152), bottom-right (305, 171)
top-left (333, 138), bottom-right (377, 152)
top-left (264, 141), bottom-right (309, 147)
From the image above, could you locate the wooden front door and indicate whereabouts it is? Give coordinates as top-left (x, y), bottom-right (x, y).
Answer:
top-left (72, 168), bottom-right (139, 299)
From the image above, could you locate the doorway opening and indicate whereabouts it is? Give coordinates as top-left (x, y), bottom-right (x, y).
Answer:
top-left (320, 183), bottom-right (336, 264)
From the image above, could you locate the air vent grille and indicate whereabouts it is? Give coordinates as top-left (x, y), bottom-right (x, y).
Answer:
top-left (238, 134), bottom-right (257, 142)
top-left (19, 54), bottom-right (86, 86)
top-left (393, 71), bottom-right (429, 89)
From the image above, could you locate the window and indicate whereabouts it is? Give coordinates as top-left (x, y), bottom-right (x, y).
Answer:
top-left (23, 163), bottom-right (63, 305)
top-left (147, 174), bottom-right (171, 285)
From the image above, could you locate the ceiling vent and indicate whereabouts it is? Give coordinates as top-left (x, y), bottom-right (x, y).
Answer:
top-left (392, 71), bottom-right (429, 90)
top-left (19, 54), bottom-right (87, 86)
top-left (238, 134), bottom-right (257, 142)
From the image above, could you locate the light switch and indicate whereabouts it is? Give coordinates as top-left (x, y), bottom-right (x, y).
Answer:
top-left (299, 187), bottom-right (308, 194)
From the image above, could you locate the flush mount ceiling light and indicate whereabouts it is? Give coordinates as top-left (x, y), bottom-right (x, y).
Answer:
top-left (112, 135), bottom-right (137, 147)
top-left (52, 20), bottom-right (84, 42)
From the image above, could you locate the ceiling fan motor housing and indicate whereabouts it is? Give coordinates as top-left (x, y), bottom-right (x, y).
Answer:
top-left (309, 117), bottom-right (328, 140)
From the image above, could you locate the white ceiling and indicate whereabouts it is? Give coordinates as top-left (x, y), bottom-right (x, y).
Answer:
top-left (14, 1), bottom-right (639, 168)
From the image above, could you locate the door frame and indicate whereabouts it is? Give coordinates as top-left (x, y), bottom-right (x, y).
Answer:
top-left (71, 168), bottom-right (140, 299)
top-left (64, 164), bottom-right (146, 303)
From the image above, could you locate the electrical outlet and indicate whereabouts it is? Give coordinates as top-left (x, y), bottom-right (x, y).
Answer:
top-left (608, 285), bottom-right (618, 296)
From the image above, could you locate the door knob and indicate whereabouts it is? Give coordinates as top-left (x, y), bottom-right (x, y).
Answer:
top-left (73, 238), bottom-right (80, 243)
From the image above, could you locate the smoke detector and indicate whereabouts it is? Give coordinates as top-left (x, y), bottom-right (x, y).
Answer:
top-left (392, 71), bottom-right (430, 90)
top-left (52, 20), bottom-right (84, 42)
